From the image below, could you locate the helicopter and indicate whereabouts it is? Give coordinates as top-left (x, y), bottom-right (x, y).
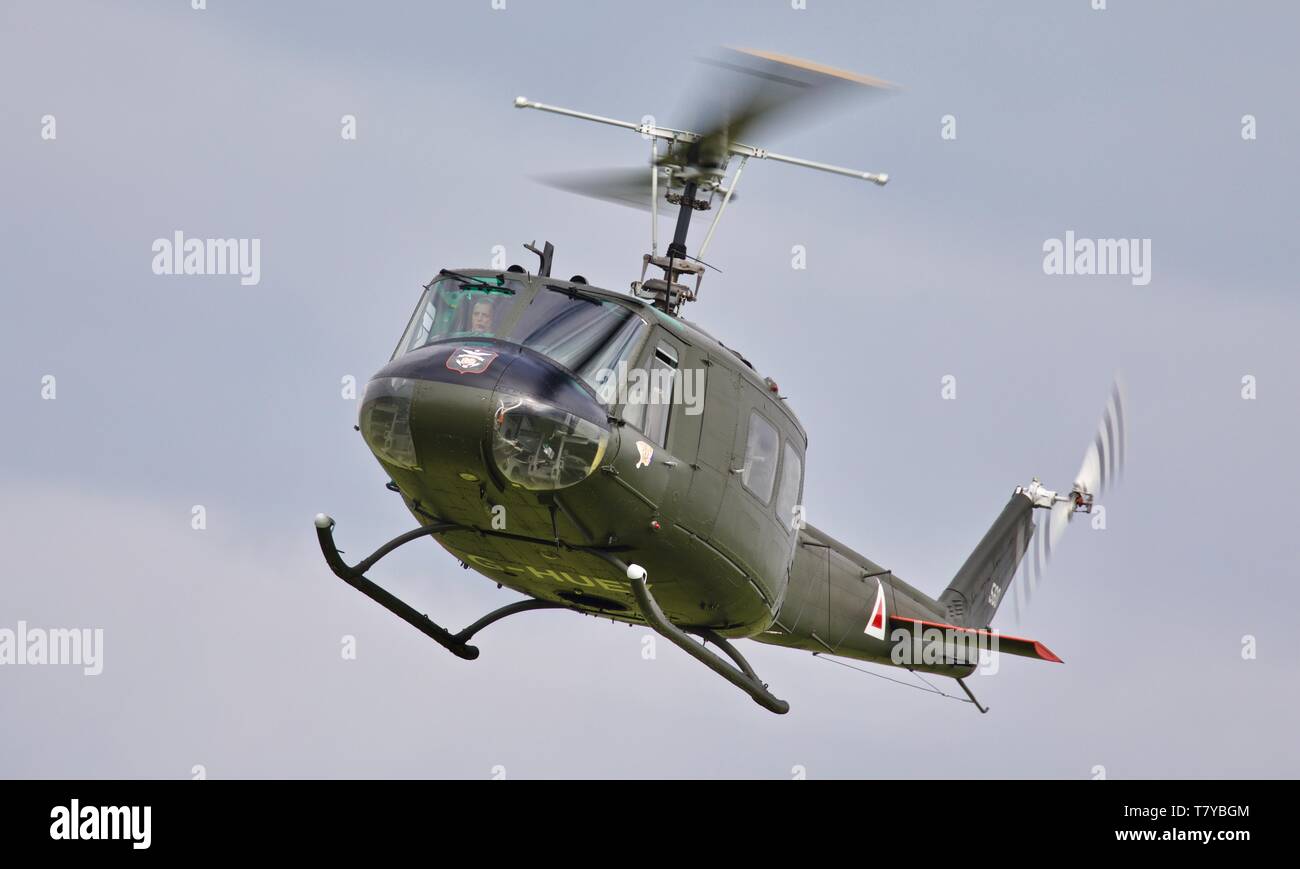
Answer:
top-left (315, 49), bottom-right (1125, 715)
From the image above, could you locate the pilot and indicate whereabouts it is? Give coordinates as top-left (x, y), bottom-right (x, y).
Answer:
top-left (469, 298), bottom-right (495, 335)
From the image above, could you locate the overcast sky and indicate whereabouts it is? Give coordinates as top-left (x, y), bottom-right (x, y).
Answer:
top-left (2, 0), bottom-right (1297, 778)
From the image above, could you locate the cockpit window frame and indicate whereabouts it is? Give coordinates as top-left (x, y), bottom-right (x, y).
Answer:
top-left (392, 275), bottom-right (657, 405)
top-left (508, 282), bottom-right (646, 380)
top-left (392, 273), bottom-right (528, 360)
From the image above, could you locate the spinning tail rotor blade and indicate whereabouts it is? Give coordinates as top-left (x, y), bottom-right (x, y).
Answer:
top-left (1075, 379), bottom-right (1127, 499)
top-left (1017, 378), bottom-right (1128, 619)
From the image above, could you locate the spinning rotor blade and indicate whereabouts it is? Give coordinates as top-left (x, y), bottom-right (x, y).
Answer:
top-left (536, 167), bottom-right (737, 213)
top-left (1017, 378), bottom-right (1128, 617)
top-left (1074, 378), bottom-right (1127, 499)
top-left (537, 168), bottom-right (671, 212)
top-left (670, 47), bottom-right (897, 177)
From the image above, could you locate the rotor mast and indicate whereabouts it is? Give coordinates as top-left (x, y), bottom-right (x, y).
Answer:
top-left (514, 58), bottom-right (891, 315)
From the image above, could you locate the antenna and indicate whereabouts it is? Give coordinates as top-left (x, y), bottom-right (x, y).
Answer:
top-left (516, 48), bottom-right (894, 314)
top-left (523, 240), bottom-right (554, 278)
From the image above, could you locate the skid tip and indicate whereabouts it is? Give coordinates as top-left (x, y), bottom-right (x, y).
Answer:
top-left (314, 513), bottom-right (335, 530)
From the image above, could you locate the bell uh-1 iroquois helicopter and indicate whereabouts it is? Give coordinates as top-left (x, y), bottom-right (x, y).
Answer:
top-left (315, 49), bottom-right (1126, 715)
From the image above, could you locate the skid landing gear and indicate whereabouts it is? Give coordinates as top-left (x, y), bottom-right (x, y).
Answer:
top-left (314, 514), bottom-right (565, 660)
top-left (316, 513), bottom-right (790, 714)
top-left (582, 551), bottom-right (790, 715)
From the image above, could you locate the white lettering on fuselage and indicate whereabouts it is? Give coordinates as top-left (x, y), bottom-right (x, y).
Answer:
top-left (462, 553), bottom-right (632, 595)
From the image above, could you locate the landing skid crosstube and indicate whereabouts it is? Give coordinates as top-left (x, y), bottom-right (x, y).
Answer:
top-left (314, 514), bottom-right (790, 714)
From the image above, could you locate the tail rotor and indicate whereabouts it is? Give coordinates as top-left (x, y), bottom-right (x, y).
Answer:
top-left (1016, 378), bottom-right (1128, 618)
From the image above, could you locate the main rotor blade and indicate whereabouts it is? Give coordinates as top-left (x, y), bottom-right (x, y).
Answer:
top-left (677, 47), bottom-right (897, 171)
top-left (535, 167), bottom-right (736, 213)
top-left (535, 168), bottom-right (671, 212)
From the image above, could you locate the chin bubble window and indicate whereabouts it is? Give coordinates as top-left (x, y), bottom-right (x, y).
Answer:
top-left (491, 395), bottom-right (610, 491)
top-left (358, 377), bottom-right (421, 470)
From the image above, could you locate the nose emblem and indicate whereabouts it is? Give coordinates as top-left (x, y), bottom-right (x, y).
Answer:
top-left (446, 347), bottom-right (499, 374)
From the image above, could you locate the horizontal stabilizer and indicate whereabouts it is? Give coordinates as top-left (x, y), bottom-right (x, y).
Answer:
top-left (887, 616), bottom-right (1062, 664)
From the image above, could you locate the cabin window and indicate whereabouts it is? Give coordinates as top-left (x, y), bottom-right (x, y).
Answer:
top-left (741, 410), bottom-right (780, 503)
top-left (775, 441), bottom-right (803, 532)
top-left (622, 343), bottom-right (677, 446)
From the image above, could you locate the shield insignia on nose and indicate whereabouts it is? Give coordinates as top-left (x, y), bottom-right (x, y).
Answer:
top-left (446, 347), bottom-right (499, 375)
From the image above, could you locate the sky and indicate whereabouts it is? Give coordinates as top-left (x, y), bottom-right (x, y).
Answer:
top-left (1, 0), bottom-right (1297, 779)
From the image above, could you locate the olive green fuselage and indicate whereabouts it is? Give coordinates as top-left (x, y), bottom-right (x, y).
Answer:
top-left (362, 270), bottom-right (963, 675)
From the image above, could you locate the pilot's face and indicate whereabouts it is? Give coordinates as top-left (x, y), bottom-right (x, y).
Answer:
top-left (470, 301), bottom-right (493, 333)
